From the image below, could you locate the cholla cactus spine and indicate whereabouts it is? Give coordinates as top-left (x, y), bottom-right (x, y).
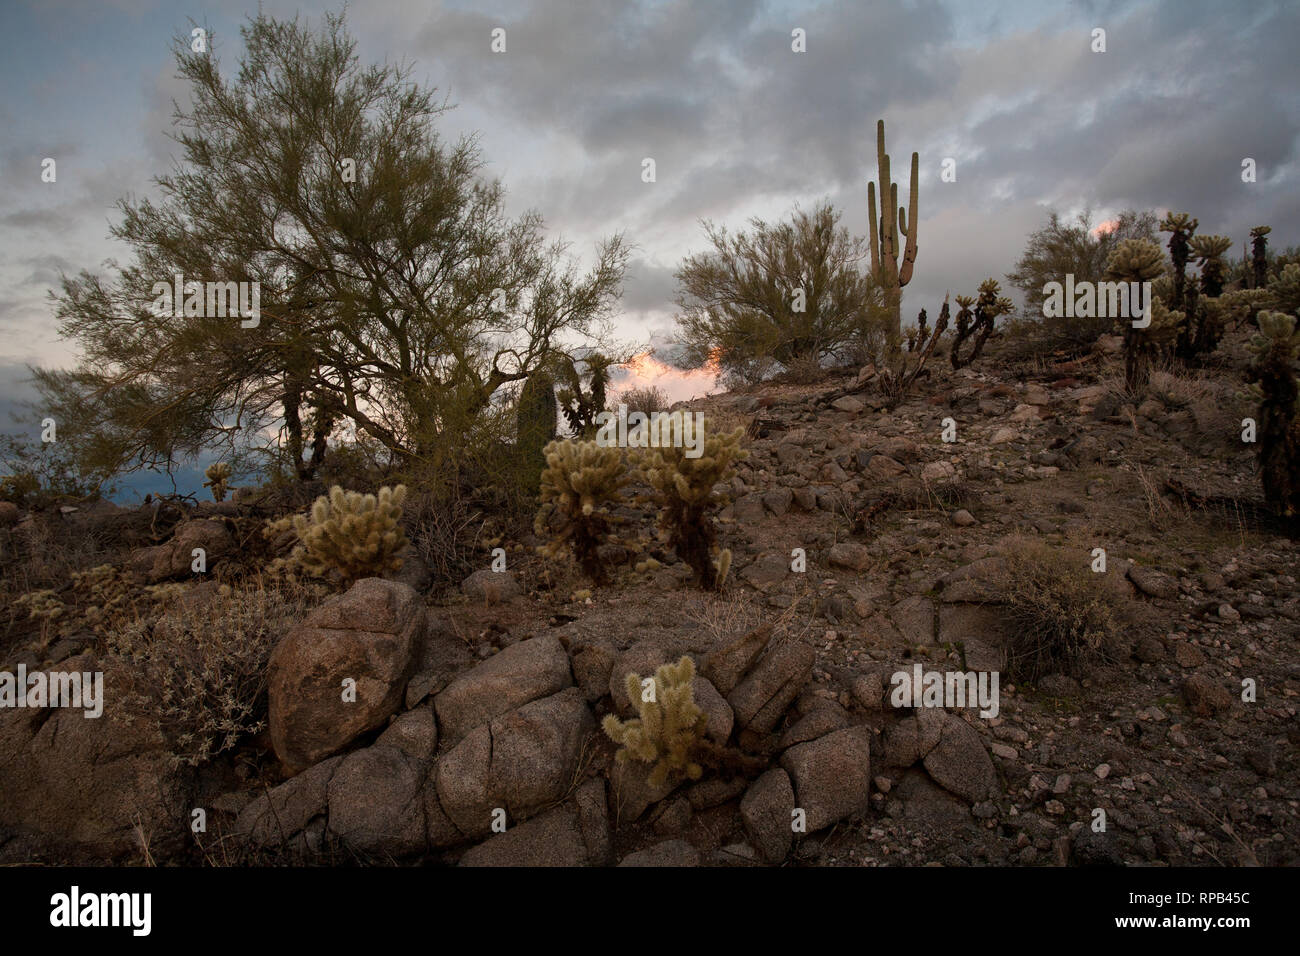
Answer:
top-left (273, 484), bottom-right (408, 587)
top-left (602, 655), bottom-right (707, 787)
top-left (203, 462), bottom-right (232, 502)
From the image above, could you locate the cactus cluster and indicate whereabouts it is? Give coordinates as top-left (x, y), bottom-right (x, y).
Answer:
top-left (637, 422), bottom-right (747, 590)
top-left (950, 279), bottom-right (1013, 370)
top-left (602, 655), bottom-right (708, 787)
top-left (266, 485), bottom-right (408, 587)
top-left (203, 462), bottom-right (232, 502)
top-left (558, 354), bottom-right (611, 438)
top-left (1247, 311), bottom-right (1300, 522)
top-left (534, 438), bottom-right (629, 584)
top-left (882, 298), bottom-right (948, 405)
top-left (867, 118), bottom-right (919, 347)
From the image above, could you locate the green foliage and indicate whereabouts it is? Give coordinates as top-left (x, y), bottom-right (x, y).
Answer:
top-left (637, 422), bottom-right (746, 590)
top-left (516, 372), bottom-right (558, 496)
top-left (602, 656), bottom-right (707, 787)
top-left (0, 432), bottom-right (114, 510)
top-left (203, 461), bottom-right (232, 502)
top-left (534, 439), bottom-right (629, 584)
top-left (1247, 311), bottom-right (1300, 522)
top-left (1006, 207), bottom-right (1159, 323)
top-left (674, 203), bottom-right (889, 383)
top-left (34, 10), bottom-right (627, 486)
top-left (867, 119), bottom-right (919, 347)
top-left (267, 484), bottom-right (408, 587)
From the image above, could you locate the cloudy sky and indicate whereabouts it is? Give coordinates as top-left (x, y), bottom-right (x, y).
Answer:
top-left (1, 0), bottom-right (1297, 430)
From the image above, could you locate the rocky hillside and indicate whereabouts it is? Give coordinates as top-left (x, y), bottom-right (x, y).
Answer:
top-left (2, 330), bottom-right (1297, 867)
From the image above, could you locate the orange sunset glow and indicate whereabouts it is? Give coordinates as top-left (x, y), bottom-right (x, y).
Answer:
top-left (613, 347), bottom-right (724, 404)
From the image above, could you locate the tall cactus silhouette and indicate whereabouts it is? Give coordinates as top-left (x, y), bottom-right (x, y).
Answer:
top-left (516, 371), bottom-right (558, 496)
top-left (1250, 226), bottom-right (1271, 290)
top-left (867, 119), bottom-right (918, 348)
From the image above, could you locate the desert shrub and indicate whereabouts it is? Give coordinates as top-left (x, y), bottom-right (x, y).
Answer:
top-left (637, 421), bottom-right (746, 590)
top-left (104, 583), bottom-right (314, 767)
top-left (265, 485), bottom-right (408, 587)
top-left (534, 439), bottom-right (629, 584)
top-left (617, 385), bottom-right (668, 417)
top-left (603, 656), bottom-right (708, 786)
top-left (675, 203), bottom-right (890, 382)
top-left (403, 490), bottom-right (486, 587)
top-left (993, 539), bottom-right (1124, 681)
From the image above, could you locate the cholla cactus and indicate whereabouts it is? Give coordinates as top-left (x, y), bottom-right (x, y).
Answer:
top-left (1250, 226), bottom-right (1271, 289)
top-left (1159, 213), bottom-right (1198, 309)
top-left (602, 656), bottom-right (707, 786)
top-left (203, 462), bottom-right (232, 502)
top-left (534, 438), bottom-right (629, 584)
top-left (1124, 298), bottom-right (1182, 393)
top-left (1190, 234), bottom-right (1234, 298)
top-left (950, 279), bottom-right (1012, 370)
top-left (1106, 238), bottom-right (1166, 283)
top-left (1266, 263), bottom-right (1300, 316)
top-left (637, 421), bottom-right (747, 590)
top-left (1247, 311), bottom-right (1300, 521)
top-left (268, 485), bottom-right (408, 588)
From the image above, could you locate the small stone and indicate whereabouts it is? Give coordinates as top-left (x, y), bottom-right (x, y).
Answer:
top-left (950, 509), bottom-right (976, 527)
top-left (1094, 763), bottom-right (1111, 779)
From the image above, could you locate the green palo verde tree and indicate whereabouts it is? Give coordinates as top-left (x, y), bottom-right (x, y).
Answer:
top-left (32, 11), bottom-right (627, 489)
top-left (673, 203), bottom-right (888, 384)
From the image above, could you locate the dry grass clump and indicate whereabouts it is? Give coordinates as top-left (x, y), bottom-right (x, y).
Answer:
top-left (992, 538), bottom-right (1124, 682)
top-left (103, 581), bottom-right (317, 767)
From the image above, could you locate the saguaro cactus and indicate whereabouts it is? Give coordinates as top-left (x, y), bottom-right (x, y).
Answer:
top-left (516, 371), bottom-right (558, 496)
top-left (867, 119), bottom-right (919, 347)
